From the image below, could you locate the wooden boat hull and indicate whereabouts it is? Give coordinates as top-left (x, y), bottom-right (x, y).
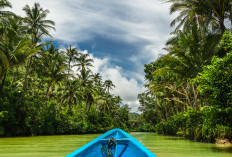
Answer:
top-left (66, 128), bottom-right (156, 157)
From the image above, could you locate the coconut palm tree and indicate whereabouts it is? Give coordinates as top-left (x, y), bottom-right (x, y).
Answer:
top-left (61, 79), bottom-right (83, 109)
top-left (0, 0), bottom-right (14, 81)
top-left (0, 16), bottom-right (35, 91)
top-left (0, 0), bottom-right (14, 20)
top-left (35, 44), bottom-right (67, 97)
top-left (92, 73), bottom-right (102, 86)
top-left (75, 53), bottom-right (93, 73)
top-left (23, 3), bottom-right (55, 44)
top-left (168, 0), bottom-right (231, 33)
top-left (147, 22), bottom-right (221, 114)
top-left (64, 45), bottom-right (79, 75)
top-left (104, 79), bottom-right (115, 93)
top-left (22, 3), bottom-right (55, 90)
top-left (163, 22), bottom-right (221, 79)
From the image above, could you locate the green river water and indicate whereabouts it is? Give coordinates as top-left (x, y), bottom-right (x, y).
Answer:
top-left (0, 132), bottom-right (231, 157)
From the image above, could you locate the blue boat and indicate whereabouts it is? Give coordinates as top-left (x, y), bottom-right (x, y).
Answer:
top-left (66, 128), bottom-right (156, 157)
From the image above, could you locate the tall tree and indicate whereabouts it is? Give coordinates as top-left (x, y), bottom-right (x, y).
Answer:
top-left (104, 79), bottom-right (115, 93)
top-left (0, 16), bottom-right (34, 91)
top-left (61, 79), bottom-right (82, 109)
top-left (92, 73), bottom-right (102, 86)
top-left (64, 45), bottom-right (79, 75)
top-left (0, 0), bottom-right (13, 20)
top-left (75, 53), bottom-right (93, 73)
top-left (35, 44), bottom-right (67, 96)
top-left (23, 3), bottom-right (55, 44)
top-left (163, 22), bottom-right (220, 79)
top-left (22, 3), bottom-right (55, 90)
top-left (168, 0), bottom-right (232, 33)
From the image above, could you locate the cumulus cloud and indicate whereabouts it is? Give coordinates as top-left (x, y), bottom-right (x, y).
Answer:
top-left (57, 45), bottom-right (144, 112)
top-left (8, 0), bottom-right (175, 112)
top-left (9, 0), bottom-right (174, 62)
top-left (88, 51), bottom-right (145, 112)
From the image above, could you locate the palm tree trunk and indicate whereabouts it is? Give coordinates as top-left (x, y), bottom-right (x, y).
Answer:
top-left (230, 8), bottom-right (232, 28)
top-left (219, 18), bottom-right (226, 34)
top-left (68, 60), bottom-right (71, 75)
top-left (85, 98), bottom-right (88, 113)
top-left (68, 97), bottom-right (72, 111)
top-left (0, 69), bottom-right (7, 93)
top-left (46, 81), bottom-right (52, 96)
top-left (87, 103), bottom-right (92, 114)
top-left (11, 64), bottom-right (19, 87)
top-left (0, 68), bottom-right (5, 81)
top-left (23, 57), bottom-right (31, 91)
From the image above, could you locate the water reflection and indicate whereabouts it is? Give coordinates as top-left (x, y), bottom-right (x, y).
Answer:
top-left (131, 132), bottom-right (232, 157)
top-left (0, 132), bottom-right (231, 157)
top-left (211, 145), bottom-right (232, 153)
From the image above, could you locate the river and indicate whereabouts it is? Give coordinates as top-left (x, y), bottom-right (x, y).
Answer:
top-left (0, 132), bottom-right (231, 157)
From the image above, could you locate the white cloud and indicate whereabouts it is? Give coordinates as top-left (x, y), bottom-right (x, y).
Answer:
top-left (9, 0), bottom-right (174, 61)
top-left (99, 65), bottom-right (145, 112)
top-left (61, 47), bottom-right (144, 112)
top-left (8, 0), bottom-right (175, 112)
top-left (87, 50), bottom-right (145, 112)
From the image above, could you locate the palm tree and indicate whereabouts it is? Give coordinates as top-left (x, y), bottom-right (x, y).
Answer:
top-left (0, 16), bottom-right (35, 91)
top-left (147, 22), bottom-right (220, 113)
top-left (61, 79), bottom-right (83, 110)
top-left (168, 0), bottom-right (231, 33)
top-left (114, 96), bottom-right (122, 104)
top-left (83, 81), bottom-right (97, 114)
top-left (23, 3), bottom-right (55, 44)
top-left (0, 0), bottom-right (14, 20)
top-left (92, 73), bottom-right (102, 86)
top-left (163, 22), bottom-right (221, 79)
top-left (0, 0), bottom-right (13, 82)
top-left (35, 44), bottom-right (67, 97)
top-left (104, 79), bottom-right (115, 93)
top-left (75, 53), bottom-right (94, 74)
top-left (64, 45), bottom-right (79, 75)
top-left (22, 3), bottom-right (55, 90)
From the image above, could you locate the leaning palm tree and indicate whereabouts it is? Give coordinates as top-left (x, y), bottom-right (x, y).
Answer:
top-left (0, 0), bottom-right (14, 74)
top-left (22, 3), bottom-right (55, 90)
top-left (163, 22), bottom-right (221, 79)
top-left (148, 22), bottom-right (221, 111)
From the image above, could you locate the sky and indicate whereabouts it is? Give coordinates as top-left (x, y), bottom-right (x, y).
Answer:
top-left (9, 0), bottom-right (175, 112)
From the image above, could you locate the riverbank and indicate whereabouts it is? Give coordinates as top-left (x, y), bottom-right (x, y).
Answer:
top-left (130, 106), bottom-right (232, 144)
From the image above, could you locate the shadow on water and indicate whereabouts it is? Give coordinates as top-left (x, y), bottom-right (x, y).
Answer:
top-left (211, 145), bottom-right (232, 153)
top-left (164, 137), bottom-right (185, 141)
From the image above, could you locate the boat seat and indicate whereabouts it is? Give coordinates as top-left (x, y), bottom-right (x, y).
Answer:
top-left (100, 138), bottom-right (131, 145)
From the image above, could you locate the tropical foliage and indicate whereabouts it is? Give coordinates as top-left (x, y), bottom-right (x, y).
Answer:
top-left (0, 1), bottom-right (130, 136)
top-left (136, 0), bottom-right (232, 143)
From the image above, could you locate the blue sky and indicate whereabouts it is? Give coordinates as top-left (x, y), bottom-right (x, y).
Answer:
top-left (10, 0), bottom-right (175, 112)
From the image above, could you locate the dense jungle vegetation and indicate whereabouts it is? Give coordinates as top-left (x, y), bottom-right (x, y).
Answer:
top-left (0, 1), bottom-right (130, 136)
top-left (1, 0), bottom-right (232, 144)
top-left (137, 0), bottom-right (232, 143)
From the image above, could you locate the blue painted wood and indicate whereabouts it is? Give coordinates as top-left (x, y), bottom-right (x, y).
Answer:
top-left (66, 128), bottom-right (157, 157)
